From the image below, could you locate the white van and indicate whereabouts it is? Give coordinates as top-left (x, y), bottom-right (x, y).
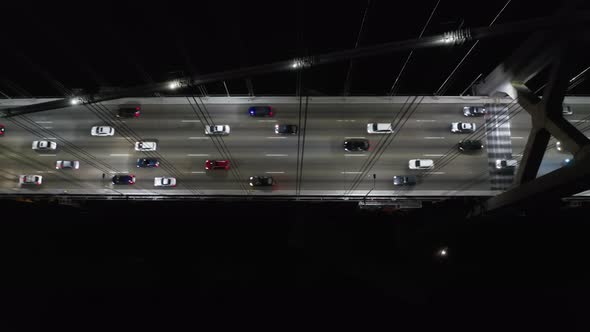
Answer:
top-left (367, 123), bottom-right (393, 134)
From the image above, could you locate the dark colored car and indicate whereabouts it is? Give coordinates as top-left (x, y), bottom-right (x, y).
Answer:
top-left (112, 174), bottom-right (136, 185)
top-left (393, 175), bottom-right (417, 186)
top-left (275, 124), bottom-right (298, 134)
top-left (248, 106), bottom-right (273, 117)
top-left (344, 139), bottom-right (369, 152)
top-left (249, 176), bottom-right (274, 187)
top-left (117, 106), bottom-right (141, 118)
top-left (458, 139), bottom-right (484, 152)
top-left (0, 124), bottom-right (4, 136)
top-left (205, 159), bottom-right (230, 170)
top-left (463, 106), bottom-right (486, 117)
top-left (136, 158), bottom-right (160, 168)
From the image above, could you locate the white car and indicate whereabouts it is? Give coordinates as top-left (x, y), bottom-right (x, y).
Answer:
top-left (32, 140), bottom-right (57, 150)
top-left (154, 177), bottom-right (177, 187)
top-left (19, 175), bottom-right (43, 185)
top-left (91, 126), bottom-right (115, 136)
top-left (451, 122), bottom-right (476, 133)
top-left (135, 141), bottom-right (157, 151)
top-left (205, 125), bottom-right (230, 135)
top-left (56, 160), bottom-right (80, 169)
top-left (496, 159), bottom-right (517, 169)
top-left (367, 123), bottom-right (393, 134)
top-left (409, 159), bottom-right (434, 170)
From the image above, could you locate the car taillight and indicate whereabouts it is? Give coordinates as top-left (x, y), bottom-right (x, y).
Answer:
top-left (269, 111), bottom-right (273, 116)
top-left (136, 106), bottom-right (141, 110)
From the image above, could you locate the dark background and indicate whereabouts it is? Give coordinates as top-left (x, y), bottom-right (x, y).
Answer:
top-left (1, 198), bottom-right (590, 330)
top-left (2, 1), bottom-right (590, 330)
top-left (1, 0), bottom-right (589, 97)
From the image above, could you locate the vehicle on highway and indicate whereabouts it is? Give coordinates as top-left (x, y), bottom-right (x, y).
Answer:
top-left (248, 106), bottom-right (274, 117)
top-left (344, 138), bottom-right (369, 152)
top-left (112, 174), bottom-right (136, 185)
top-left (56, 160), bottom-right (80, 169)
top-left (458, 139), bottom-right (484, 152)
top-left (154, 177), bottom-right (176, 187)
top-left (275, 124), bottom-right (298, 135)
top-left (451, 122), bottom-right (476, 133)
top-left (463, 106), bottom-right (486, 117)
top-left (205, 159), bottom-right (230, 170)
top-left (32, 140), bottom-right (57, 150)
top-left (137, 158), bottom-right (160, 168)
top-left (409, 159), bottom-right (434, 170)
top-left (0, 124), bottom-right (5, 136)
top-left (367, 123), bottom-right (393, 134)
top-left (393, 175), bottom-right (417, 186)
top-left (205, 125), bottom-right (230, 135)
top-left (563, 158), bottom-right (573, 166)
top-left (495, 159), bottom-right (517, 169)
top-left (563, 104), bottom-right (573, 116)
top-left (135, 141), bottom-right (157, 151)
top-left (19, 175), bottom-right (42, 185)
top-left (556, 141), bottom-right (563, 152)
top-left (249, 176), bottom-right (274, 187)
top-left (117, 106), bottom-right (141, 118)
top-left (91, 126), bottom-right (115, 136)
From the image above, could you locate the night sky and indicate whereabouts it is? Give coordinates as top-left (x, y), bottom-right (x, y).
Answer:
top-left (1, 0), bottom-right (588, 97)
top-left (1, 1), bottom-right (590, 330)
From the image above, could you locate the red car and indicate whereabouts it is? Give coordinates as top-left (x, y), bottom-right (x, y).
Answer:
top-left (205, 159), bottom-right (230, 170)
top-left (0, 124), bottom-right (5, 136)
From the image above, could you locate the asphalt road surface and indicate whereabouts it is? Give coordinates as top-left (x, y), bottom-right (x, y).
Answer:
top-left (0, 96), bottom-right (587, 196)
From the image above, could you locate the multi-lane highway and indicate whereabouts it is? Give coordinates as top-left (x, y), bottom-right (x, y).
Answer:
top-left (0, 96), bottom-right (587, 196)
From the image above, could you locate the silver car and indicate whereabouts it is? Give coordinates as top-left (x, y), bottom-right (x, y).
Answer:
top-left (205, 125), bottom-right (230, 135)
top-left (32, 140), bottom-right (57, 150)
top-left (91, 126), bottom-right (115, 136)
top-left (135, 141), bottom-right (157, 151)
top-left (56, 160), bottom-right (80, 169)
top-left (154, 177), bottom-right (177, 187)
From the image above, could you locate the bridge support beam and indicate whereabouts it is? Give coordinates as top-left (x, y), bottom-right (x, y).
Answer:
top-left (484, 43), bottom-right (590, 212)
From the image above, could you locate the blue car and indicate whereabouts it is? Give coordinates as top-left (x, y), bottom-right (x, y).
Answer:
top-left (136, 158), bottom-right (160, 168)
top-left (248, 106), bottom-right (273, 117)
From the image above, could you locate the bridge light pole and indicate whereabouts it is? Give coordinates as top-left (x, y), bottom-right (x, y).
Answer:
top-left (363, 174), bottom-right (376, 203)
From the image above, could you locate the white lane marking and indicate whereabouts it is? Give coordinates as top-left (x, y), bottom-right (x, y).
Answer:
top-left (344, 137), bottom-right (366, 139)
top-left (35, 121), bottom-right (53, 124)
top-left (345, 154), bottom-right (367, 157)
top-left (265, 171), bottom-right (285, 174)
top-left (511, 136), bottom-right (524, 139)
top-left (423, 154), bottom-right (444, 157)
top-left (43, 127), bottom-right (53, 129)
top-left (337, 120), bottom-right (356, 122)
top-left (187, 154), bottom-right (210, 157)
top-left (110, 154), bottom-right (130, 156)
top-left (424, 137), bottom-right (445, 139)
top-left (430, 172), bottom-right (446, 174)
top-left (416, 119), bottom-right (436, 122)
top-left (191, 171), bottom-right (206, 174)
top-left (116, 137), bottom-right (132, 140)
top-left (341, 171), bottom-right (362, 174)
top-left (257, 120), bottom-right (276, 122)
top-left (266, 154), bottom-right (288, 157)
top-left (181, 120), bottom-right (200, 122)
top-left (188, 137), bottom-right (208, 139)
top-left (571, 120), bottom-right (589, 123)
top-left (38, 154), bottom-right (57, 157)
top-left (44, 137), bottom-right (56, 140)
top-left (266, 137), bottom-right (287, 139)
